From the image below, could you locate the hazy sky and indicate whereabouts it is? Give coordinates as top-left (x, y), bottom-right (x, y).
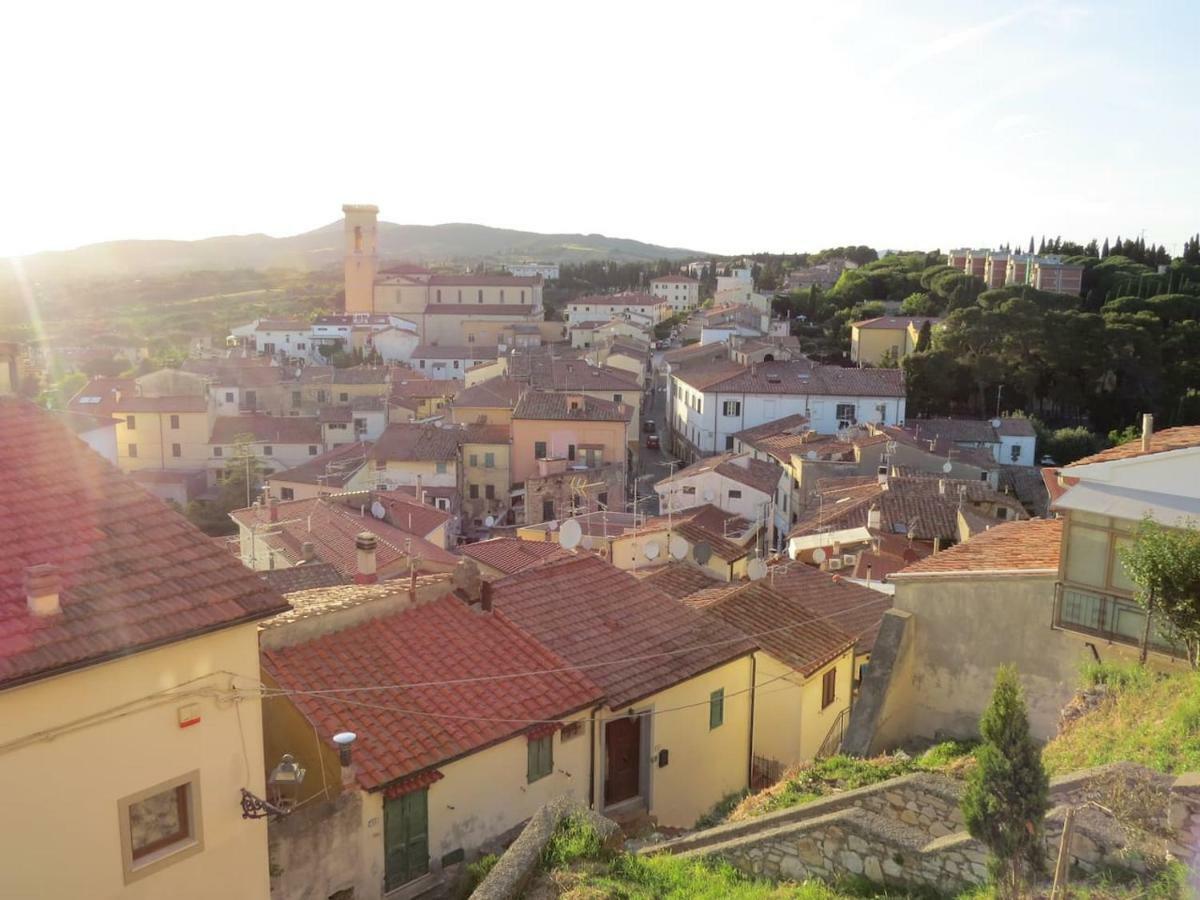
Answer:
top-left (3, 0), bottom-right (1197, 258)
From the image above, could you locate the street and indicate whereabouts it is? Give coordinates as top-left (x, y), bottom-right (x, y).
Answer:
top-left (632, 357), bottom-right (677, 517)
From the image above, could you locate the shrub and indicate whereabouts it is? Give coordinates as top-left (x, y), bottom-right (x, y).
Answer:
top-left (540, 813), bottom-right (607, 869)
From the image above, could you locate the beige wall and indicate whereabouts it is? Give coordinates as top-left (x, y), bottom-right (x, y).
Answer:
top-left (375, 459), bottom-right (457, 490)
top-left (608, 529), bottom-right (743, 581)
top-left (450, 404), bottom-right (514, 427)
top-left (462, 441), bottom-right (512, 526)
top-left (270, 464), bottom-right (374, 503)
top-left (113, 409), bottom-right (214, 474)
top-left (850, 327), bottom-right (906, 366)
top-left (0, 625), bottom-right (269, 900)
top-left (751, 650), bottom-right (855, 770)
top-left (511, 419), bottom-right (628, 484)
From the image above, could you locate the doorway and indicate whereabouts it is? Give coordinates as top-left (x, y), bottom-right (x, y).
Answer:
top-left (604, 715), bottom-right (643, 807)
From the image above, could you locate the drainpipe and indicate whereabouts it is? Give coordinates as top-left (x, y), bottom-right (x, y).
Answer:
top-left (746, 654), bottom-right (757, 789)
top-left (588, 706), bottom-right (599, 810)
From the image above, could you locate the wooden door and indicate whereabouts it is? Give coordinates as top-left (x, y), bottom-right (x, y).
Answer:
top-left (604, 715), bottom-right (642, 806)
top-left (384, 789), bottom-right (429, 891)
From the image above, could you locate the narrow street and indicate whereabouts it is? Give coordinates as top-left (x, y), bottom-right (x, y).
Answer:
top-left (631, 354), bottom-right (677, 517)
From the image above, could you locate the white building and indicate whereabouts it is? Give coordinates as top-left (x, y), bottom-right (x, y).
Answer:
top-left (371, 326), bottom-right (421, 364)
top-left (410, 345), bottom-right (500, 380)
top-left (565, 292), bottom-right (669, 326)
top-left (655, 452), bottom-right (788, 547)
top-left (909, 417), bottom-right (1038, 467)
top-left (670, 360), bottom-right (906, 462)
top-left (650, 275), bottom-right (701, 313)
top-left (715, 267), bottom-right (753, 296)
top-left (506, 262), bottom-right (560, 280)
top-left (310, 313), bottom-right (416, 359)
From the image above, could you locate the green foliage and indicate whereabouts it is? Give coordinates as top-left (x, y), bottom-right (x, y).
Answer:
top-left (184, 438), bottom-right (267, 536)
top-left (540, 813), bottom-right (609, 869)
top-left (961, 666), bottom-right (1049, 896)
top-left (913, 319), bottom-right (932, 353)
top-left (597, 854), bottom-right (837, 899)
top-left (1107, 422), bottom-right (1142, 447)
top-left (694, 789), bottom-right (750, 829)
top-left (1080, 659), bottom-right (1153, 692)
top-left (455, 853), bottom-right (498, 897)
top-left (1041, 425), bottom-right (1107, 465)
top-left (1119, 517), bottom-right (1200, 666)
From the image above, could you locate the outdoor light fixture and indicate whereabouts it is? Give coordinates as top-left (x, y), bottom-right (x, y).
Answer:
top-left (267, 753), bottom-right (307, 811)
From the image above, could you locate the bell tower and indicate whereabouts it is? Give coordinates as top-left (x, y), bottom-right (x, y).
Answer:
top-left (342, 204), bottom-right (379, 313)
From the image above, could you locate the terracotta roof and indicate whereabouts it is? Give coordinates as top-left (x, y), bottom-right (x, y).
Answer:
top-left (662, 342), bottom-right (730, 367)
top-left (512, 391), bottom-right (631, 422)
top-left (67, 377), bottom-right (137, 416)
top-left (269, 442), bottom-right (372, 488)
top-left (685, 581), bottom-right (854, 676)
top-left (539, 361), bottom-right (640, 392)
top-left (461, 538), bottom-right (574, 575)
top-left (461, 423), bottom-right (511, 444)
top-left (763, 565), bottom-right (893, 654)
top-left (1067, 427), bottom-right (1200, 467)
top-left (372, 423), bottom-right (463, 461)
top-left (851, 316), bottom-right (940, 330)
top-left (451, 377), bottom-right (525, 410)
top-left (111, 395), bottom-right (210, 413)
top-left (660, 453), bottom-right (780, 498)
top-left (255, 319), bottom-right (308, 332)
top-left (371, 490), bottom-right (453, 538)
top-left (230, 497), bottom-right (459, 575)
top-left (652, 275), bottom-right (699, 284)
top-left (633, 563), bottom-right (720, 600)
top-left (211, 414), bottom-right (322, 445)
top-left (491, 554), bottom-right (755, 707)
top-left (389, 378), bottom-right (460, 400)
top-left (429, 274), bottom-right (541, 286)
top-left (412, 345), bottom-right (500, 360)
top-left (891, 518), bottom-right (1062, 578)
top-left (423, 304), bottom-right (540, 316)
top-left (260, 562), bottom-right (345, 593)
top-left (0, 399), bottom-right (288, 690)
top-left (674, 360), bottom-right (905, 398)
top-left (262, 595), bottom-right (601, 791)
top-left (569, 292), bottom-right (667, 307)
top-left (999, 465), bottom-right (1051, 518)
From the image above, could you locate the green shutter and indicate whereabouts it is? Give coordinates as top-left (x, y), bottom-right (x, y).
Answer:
top-left (709, 689), bottom-right (725, 729)
top-left (384, 789), bottom-right (430, 890)
top-left (527, 736), bottom-right (553, 783)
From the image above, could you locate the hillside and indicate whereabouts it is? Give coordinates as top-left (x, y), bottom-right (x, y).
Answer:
top-left (12, 220), bottom-right (706, 281)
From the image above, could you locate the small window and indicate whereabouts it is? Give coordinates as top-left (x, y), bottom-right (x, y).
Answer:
top-left (567, 444), bottom-right (576, 462)
top-left (1010, 444), bottom-right (1021, 462)
top-left (213, 446), bottom-right (223, 458)
top-left (725, 435), bottom-right (735, 451)
top-left (500, 289), bottom-right (505, 303)
top-left (469, 453), bottom-right (479, 468)
top-left (722, 400), bottom-right (741, 416)
top-left (469, 484), bottom-right (479, 499)
top-left (728, 489), bottom-right (741, 499)
top-left (453, 360), bottom-right (460, 369)
top-left (126, 415), bottom-right (136, 430)
top-left (292, 391), bottom-right (301, 407)
top-left (535, 441), bottom-right (547, 459)
top-left (420, 360), bottom-right (426, 368)
top-left (484, 452), bottom-right (495, 469)
top-left (280, 487), bottom-right (294, 501)
top-left (169, 414), bottom-right (180, 430)
top-left (118, 772), bottom-right (202, 883)
top-left (542, 499), bottom-right (555, 521)
top-left (436, 497), bottom-right (449, 510)
top-left (682, 485), bottom-right (696, 495)
top-left (821, 668), bottom-right (837, 710)
top-left (308, 445), bottom-right (318, 456)
top-left (613, 394), bottom-right (623, 403)
top-left (339, 392), bottom-right (349, 403)
top-left (245, 390), bottom-right (257, 406)
top-left (709, 689), bottom-right (725, 729)
top-left (263, 445), bottom-right (273, 456)
top-left (435, 461), bottom-right (447, 475)
top-left (128, 443), bottom-right (138, 458)
top-left (171, 443), bottom-right (181, 458)
top-left (436, 289), bottom-right (442, 303)
top-left (485, 484), bottom-right (495, 500)
top-left (478, 290), bottom-right (484, 303)
top-left (527, 735), bottom-right (553, 783)
top-left (224, 392), bottom-right (234, 403)
top-left (597, 491), bottom-right (607, 507)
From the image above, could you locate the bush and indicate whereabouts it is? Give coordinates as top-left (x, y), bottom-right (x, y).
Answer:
top-left (1081, 659), bottom-right (1153, 691)
top-left (540, 813), bottom-right (607, 869)
top-left (695, 789), bottom-right (749, 829)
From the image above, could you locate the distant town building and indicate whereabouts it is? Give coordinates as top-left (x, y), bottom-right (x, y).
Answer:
top-left (849, 317), bottom-right (939, 366)
top-left (506, 262), bottom-right (559, 279)
top-left (650, 275), bottom-right (700, 313)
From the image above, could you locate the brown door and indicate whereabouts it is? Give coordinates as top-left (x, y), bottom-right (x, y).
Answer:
top-left (604, 715), bottom-right (642, 806)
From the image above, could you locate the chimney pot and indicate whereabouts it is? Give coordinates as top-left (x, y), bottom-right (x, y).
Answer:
top-left (301, 541), bottom-right (316, 562)
top-left (355, 531), bottom-right (378, 584)
top-left (269, 497), bottom-right (280, 523)
top-left (25, 564), bottom-right (62, 617)
top-left (1141, 413), bottom-right (1154, 452)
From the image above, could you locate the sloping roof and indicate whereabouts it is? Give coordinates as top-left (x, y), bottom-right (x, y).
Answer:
top-left (261, 595), bottom-right (601, 791)
top-left (1067, 427), bottom-right (1200, 467)
top-left (110, 395), bottom-right (210, 413)
top-left (999, 465), bottom-right (1051, 518)
top-left (412, 345), bottom-right (500, 360)
top-left (891, 518), bottom-right (1062, 578)
top-left (762, 565), bottom-right (893, 655)
top-left (67, 377), bottom-right (137, 416)
top-left (491, 554), bottom-right (755, 707)
top-left (372, 490), bottom-right (453, 538)
top-left (451, 377), bottom-right (526, 410)
top-left (512, 391), bottom-right (631, 422)
top-left (429, 274), bottom-right (541, 286)
top-left (662, 342), bottom-right (730, 367)
top-left (540, 361), bottom-right (640, 391)
top-left (255, 319), bottom-right (308, 332)
top-left (569, 292), bottom-right (667, 307)
top-left (461, 538), bottom-right (574, 575)
top-left (652, 275), bottom-right (699, 284)
top-left (260, 562), bottom-right (345, 593)
top-left (674, 360), bottom-right (906, 398)
top-left (660, 453), bottom-right (780, 497)
top-left (0, 399), bottom-right (288, 690)
top-left (851, 316), bottom-right (939, 331)
top-left (461, 423), bottom-right (511, 445)
top-left (269, 442), bottom-right (372, 488)
top-left (633, 563), bottom-right (720, 600)
top-left (685, 581), bottom-right (854, 677)
top-left (211, 414), bottom-right (322, 445)
top-left (372, 423), bottom-right (464, 461)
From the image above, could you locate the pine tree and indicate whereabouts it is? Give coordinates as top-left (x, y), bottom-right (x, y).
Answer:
top-left (961, 665), bottom-right (1049, 897)
top-left (1101, 237), bottom-right (1110, 258)
top-left (1038, 236), bottom-right (1046, 253)
top-left (1028, 236), bottom-right (1035, 254)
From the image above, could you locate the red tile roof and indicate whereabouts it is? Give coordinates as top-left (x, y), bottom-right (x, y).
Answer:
top-left (372, 491), bottom-right (452, 538)
top-left (0, 399), bottom-right (288, 689)
top-left (851, 316), bottom-right (940, 330)
top-left (67, 377), bottom-right (137, 416)
top-left (111, 395), bottom-right (210, 413)
top-left (685, 581), bottom-right (854, 677)
top-left (512, 391), bottom-right (631, 422)
top-left (1067, 426), bottom-right (1200, 467)
top-left (450, 377), bottom-right (525, 410)
top-left (372, 423), bottom-right (464, 462)
top-left (569, 292), bottom-right (667, 307)
top-left (761, 565), bottom-right (893, 654)
top-left (633, 563), bottom-right (720, 599)
top-left (461, 538), bottom-right (574, 575)
top-left (891, 518), bottom-right (1062, 578)
top-left (661, 453), bottom-right (781, 498)
top-left (211, 414), bottom-right (322, 445)
top-left (412, 345), bottom-right (501, 360)
top-left (262, 595), bottom-right (601, 791)
top-left (491, 554), bottom-right (755, 707)
top-left (674, 360), bottom-right (905, 398)
top-left (269, 442), bottom-right (372, 488)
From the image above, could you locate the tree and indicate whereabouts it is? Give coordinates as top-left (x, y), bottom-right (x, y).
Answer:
top-left (185, 438), bottom-right (268, 536)
top-left (961, 665), bottom-right (1049, 898)
top-left (1101, 237), bottom-right (1110, 258)
top-left (914, 319), bottom-right (932, 352)
top-left (1119, 517), bottom-right (1200, 667)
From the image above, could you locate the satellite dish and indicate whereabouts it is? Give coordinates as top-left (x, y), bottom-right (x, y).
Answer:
top-left (484, 515), bottom-right (496, 528)
top-left (812, 548), bottom-right (827, 564)
top-left (582, 534), bottom-right (594, 550)
top-left (370, 500), bottom-right (386, 519)
top-left (702, 489), bottom-right (715, 502)
top-left (548, 519), bottom-right (559, 532)
top-left (806, 450), bottom-right (818, 461)
top-left (644, 540), bottom-right (661, 560)
top-left (560, 518), bottom-right (583, 550)
top-left (748, 558), bottom-right (768, 581)
top-left (694, 541), bottom-right (713, 564)
top-left (941, 461), bottom-right (953, 474)
top-left (669, 535), bottom-right (688, 560)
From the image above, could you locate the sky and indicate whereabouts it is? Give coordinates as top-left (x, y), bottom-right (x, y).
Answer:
top-left (2, 0), bottom-right (1197, 258)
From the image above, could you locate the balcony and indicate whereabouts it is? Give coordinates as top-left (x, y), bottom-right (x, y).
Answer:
top-left (1053, 583), bottom-right (1182, 658)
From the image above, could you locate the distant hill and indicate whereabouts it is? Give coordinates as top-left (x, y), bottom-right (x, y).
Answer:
top-left (15, 220), bottom-right (707, 280)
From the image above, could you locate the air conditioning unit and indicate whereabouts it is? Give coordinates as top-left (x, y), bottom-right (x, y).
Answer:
top-left (842, 553), bottom-right (857, 567)
top-left (828, 559), bottom-right (843, 571)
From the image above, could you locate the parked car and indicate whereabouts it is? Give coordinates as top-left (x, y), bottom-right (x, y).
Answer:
top-left (645, 434), bottom-right (660, 450)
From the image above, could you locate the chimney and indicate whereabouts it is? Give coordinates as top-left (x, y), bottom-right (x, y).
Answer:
top-left (938, 478), bottom-right (947, 496)
top-left (415, 473), bottom-right (424, 505)
top-left (25, 564), bottom-right (62, 617)
top-left (355, 532), bottom-right (378, 584)
top-left (867, 504), bottom-right (881, 531)
top-left (1141, 413), bottom-right (1154, 452)
top-left (269, 497), bottom-right (280, 523)
top-left (480, 581), bottom-right (494, 613)
top-left (301, 541), bottom-right (316, 562)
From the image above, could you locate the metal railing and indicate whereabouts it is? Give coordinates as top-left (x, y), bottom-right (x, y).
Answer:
top-left (1053, 583), bottom-right (1182, 658)
top-left (816, 706), bottom-right (851, 759)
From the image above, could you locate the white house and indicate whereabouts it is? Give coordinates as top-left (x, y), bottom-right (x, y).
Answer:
top-left (410, 345), bottom-right (500, 380)
top-left (311, 313), bottom-right (415, 359)
top-left (371, 326), bottom-right (421, 364)
top-left (650, 275), bottom-right (700, 313)
top-left (908, 417), bottom-right (1038, 467)
top-left (565, 292), bottom-right (669, 326)
top-left (715, 267), bottom-right (753, 295)
top-left (506, 262), bottom-right (560, 279)
top-left (655, 452), bottom-right (788, 547)
top-left (670, 360), bottom-right (906, 462)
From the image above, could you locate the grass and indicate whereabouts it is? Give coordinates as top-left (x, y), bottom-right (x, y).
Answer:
top-left (542, 813), bottom-right (611, 870)
top-left (1042, 663), bottom-right (1200, 775)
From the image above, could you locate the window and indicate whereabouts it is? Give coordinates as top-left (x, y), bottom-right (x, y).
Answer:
top-left (722, 400), bottom-right (741, 416)
top-left (224, 391), bottom-right (234, 403)
top-left (263, 445), bottom-right (273, 456)
top-left (118, 772), bottom-right (202, 883)
top-left (419, 360), bottom-right (426, 368)
top-left (682, 485), bottom-right (696, 495)
top-left (478, 290), bottom-right (484, 303)
top-left (245, 390), bottom-right (257, 407)
top-left (542, 499), bottom-right (555, 520)
top-left (725, 435), bottom-right (735, 450)
top-left (709, 689), bottom-right (725, 729)
top-left (500, 289), bottom-right (505, 303)
top-left (567, 444), bottom-right (576, 461)
top-left (435, 461), bottom-right (447, 475)
top-left (728, 489), bottom-right (741, 499)
top-left (213, 446), bottom-right (223, 458)
top-left (436, 289), bottom-right (442, 303)
top-left (613, 394), bottom-right (623, 403)
top-left (384, 789), bottom-right (429, 891)
top-left (484, 452), bottom-right (495, 468)
top-left (308, 445), bottom-right (318, 456)
top-left (126, 415), bottom-right (136, 430)
top-left (169, 414), bottom-right (180, 430)
top-left (354, 418), bottom-right (367, 434)
top-left (128, 443), bottom-right (138, 458)
top-left (280, 487), bottom-right (294, 501)
top-left (527, 735), bottom-right (553, 783)
top-left (339, 392), bottom-right (349, 403)
top-left (1010, 444), bottom-right (1021, 462)
top-left (597, 491), bottom-right (607, 507)
top-left (469, 484), bottom-right (479, 499)
top-left (485, 484), bottom-right (495, 500)
top-left (821, 668), bottom-right (837, 710)
top-left (292, 391), bottom-right (301, 407)
top-left (453, 360), bottom-right (460, 369)
top-left (316, 389), bottom-right (327, 403)
top-left (171, 443), bottom-right (181, 458)
top-left (535, 441), bottom-right (547, 459)
top-left (835, 403), bottom-right (856, 422)
top-left (521, 290), bottom-right (526, 304)
top-left (469, 453), bottom-right (479, 467)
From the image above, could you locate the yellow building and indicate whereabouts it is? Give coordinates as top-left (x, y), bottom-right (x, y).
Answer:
top-left (461, 423), bottom-right (512, 531)
top-left (0, 399), bottom-right (288, 900)
top-left (849, 316), bottom-right (940, 366)
top-left (447, 376), bottom-right (524, 426)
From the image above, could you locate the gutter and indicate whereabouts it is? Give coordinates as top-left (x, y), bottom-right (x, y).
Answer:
top-left (746, 653), bottom-right (757, 788)
top-left (889, 568), bottom-right (1057, 580)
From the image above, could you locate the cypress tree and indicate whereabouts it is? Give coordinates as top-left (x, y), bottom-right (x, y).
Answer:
top-left (1101, 237), bottom-right (1110, 258)
top-left (914, 319), bottom-right (932, 353)
top-left (1028, 236), bottom-right (1035, 254)
top-left (961, 665), bottom-right (1049, 897)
